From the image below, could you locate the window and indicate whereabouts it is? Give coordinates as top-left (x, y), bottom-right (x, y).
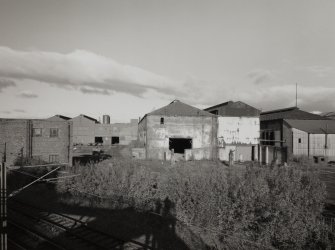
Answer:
top-left (298, 138), bottom-right (302, 143)
top-left (33, 128), bottom-right (42, 137)
top-left (49, 154), bottom-right (59, 163)
top-left (50, 128), bottom-right (59, 137)
top-left (112, 136), bottom-right (119, 145)
top-left (160, 117), bottom-right (164, 124)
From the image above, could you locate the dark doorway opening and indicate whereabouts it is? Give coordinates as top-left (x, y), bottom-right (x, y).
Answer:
top-left (251, 146), bottom-right (255, 161)
top-left (169, 138), bottom-right (192, 154)
top-left (95, 137), bottom-right (103, 144)
top-left (112, 136), bottom-right (120, 145)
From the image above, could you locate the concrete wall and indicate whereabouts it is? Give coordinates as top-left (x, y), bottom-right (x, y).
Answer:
top-left (217, 117), bottom-right (259, 161)
top-left (72, 115), bottom-right (138, 146)
top-left (143, 115), bottom-right (217, 160)
top-left (0, 119), bottom-right (30, 166)
top-left (31, 120), bottom-right (72, 163)
top-left (292, 128), bottom-right (308, 156)
top-left (217, 117), bottom-right (259, 145)
top-left (71, 116), bottom-right (96, 145)
top-left (0, 119), bottom-right (72, 166)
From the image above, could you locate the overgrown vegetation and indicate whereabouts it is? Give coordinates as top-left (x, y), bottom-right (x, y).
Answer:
top-left (57, 159), bottom-right (334, 249)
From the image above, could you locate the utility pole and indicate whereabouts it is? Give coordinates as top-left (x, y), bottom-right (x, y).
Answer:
top-left (1, 143), bottom-right (7, 250)
top-left (295, 83), bottom-right (298, 107)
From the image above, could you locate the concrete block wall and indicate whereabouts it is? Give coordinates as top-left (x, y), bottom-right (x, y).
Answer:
top-left (144, 115), bottom-right (217, 160)
top-left (0, 119), bottom-right (29, 166)
top-left (31, 120), bottom-right (72, 163)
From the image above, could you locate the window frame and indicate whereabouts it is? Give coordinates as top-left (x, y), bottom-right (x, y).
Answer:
top-left (50, 128), bottom-right (59, 138)
top-left (33, 128), bottom-right (42, 137)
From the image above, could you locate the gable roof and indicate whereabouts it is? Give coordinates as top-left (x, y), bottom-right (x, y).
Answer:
top-left (321, 111), bottom-right (335, 120)
top-left (204, 100), bottom-right (260, 117)
top-left (284, 119), bottom-right (335, 134)
top-left (47, 115), bottom-right (71, 121)
top-left (261, 107), bottom-right (327, 121)
top-left (146, 100), bottom-right (215, 117)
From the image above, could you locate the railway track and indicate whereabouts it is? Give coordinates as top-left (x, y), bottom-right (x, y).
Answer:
top-left (8, 199), bottom-right (151, 250)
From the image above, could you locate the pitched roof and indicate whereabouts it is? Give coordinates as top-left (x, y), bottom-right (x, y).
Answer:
top-left (261, 107), bottom-right (327, 121)
top-left (147, 100), bottom-right (215, 117)
top-left (204, 100), bottom-right (260, 117)
top-left (284, 119), bottom-right (335, 134)
top-left (321, 112), bottom-right (335, 120)
top-left (47, 115), bottom-right (71, 121)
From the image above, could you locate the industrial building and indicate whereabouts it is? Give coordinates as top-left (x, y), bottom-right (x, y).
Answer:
top-left (204, 101), bottom-right (260, 162)
top-left (0, 118), bottom-right (72, 166)
top-left (0, 113), bottom-right (138, 166)
top-left (137, 100), bottom-right (217, 160)
top-left (71, 114), bottom-right (138, 146)
top-left (260, 107), bottom-right (331, 164)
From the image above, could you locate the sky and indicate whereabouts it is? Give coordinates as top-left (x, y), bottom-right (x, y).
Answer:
top-left (0, 0), bottom-right (334, 122)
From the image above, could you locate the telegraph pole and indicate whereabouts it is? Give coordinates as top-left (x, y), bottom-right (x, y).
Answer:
top-left (295, 83), bottom-right (298, 107)
top-left (1, 143), bottom-right (7, 250)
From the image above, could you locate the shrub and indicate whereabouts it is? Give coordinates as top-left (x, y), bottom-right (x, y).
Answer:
top-left (57, 159), bottom-right (332, 249)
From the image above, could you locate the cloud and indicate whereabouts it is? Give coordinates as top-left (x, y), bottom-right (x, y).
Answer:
top-left (0, 78), bottom-right (16, 92)
top-left (247, 69), bottom-right (275, 85)
top-left (80, 87), bottom-right (110, 95)
top-left (0, 46), bottom-right (184, 98)
top-left (299, 65), bottom-right (334, 78)
top-left (18, 90), bottom-right (38, 98)
top-left (13, 109), bottom-right (26, 113)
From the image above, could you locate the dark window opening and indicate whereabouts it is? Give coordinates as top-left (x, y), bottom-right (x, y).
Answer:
top-left (251, 146), bottom-right (255, 161)
top-left (95, 137), bottom-right (103, 144)
top-left (169, 138), bottom-right (192, 154)
top-left (298, 138), bottom-right (301, 143)
top-left (209, 110), bottom-right (218, 115)
top-left (50, 128), bottom-right (59, 137)
top-left (112, 136), bottom-right (119, 145)
top-left (160, 117), bottom-right (164, 124)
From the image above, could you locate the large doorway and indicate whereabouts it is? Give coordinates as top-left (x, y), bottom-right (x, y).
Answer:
top-left (169, 138), bottom-right (192, 154)
top-left (112, 136), bottom-right (120, 145)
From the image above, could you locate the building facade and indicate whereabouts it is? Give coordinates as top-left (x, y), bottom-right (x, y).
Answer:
top-left (0, 118), bottom-right (72, 166)
top-left (138, 100), bottom-right (217, 160)
top-left (204, 101), bottom-right (260, 162)
top-left (260, 107), bottom-right (330, 163)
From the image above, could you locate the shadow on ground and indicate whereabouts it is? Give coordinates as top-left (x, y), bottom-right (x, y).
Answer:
top-left (8, 171), bottom-right (209, 250)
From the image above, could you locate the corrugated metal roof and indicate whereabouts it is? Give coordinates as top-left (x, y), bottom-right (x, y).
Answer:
top-left (147, 100), bottom-right (215, 117)
top-left (261, 107), bottom-right (327, 121)
top-left (284, 119), bottom-right (335, 134)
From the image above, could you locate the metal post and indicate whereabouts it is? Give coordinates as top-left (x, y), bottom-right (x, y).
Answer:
top-left (1, 143), bottom-right (7, 250)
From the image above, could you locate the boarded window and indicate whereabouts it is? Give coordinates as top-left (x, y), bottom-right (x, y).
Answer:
top-left (160, 117), bottom-right (164, 124)
top-left (50, 128), bottom-right (59, 137)
top-left (49, 154), bottom-right (59, 163)
top-left (33, 128), bottom-right (42, 137)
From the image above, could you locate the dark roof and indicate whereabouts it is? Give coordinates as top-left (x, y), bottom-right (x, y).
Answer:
top-left (204, 100), bottom-right (260, 117)
top-left (284, 119), bottom-right (335, 134)
top-left (261, 107), bottom-right (327, 121)
top-left (79, 114), bottom-right (99, 123)
top-left (48, 115), bottom-right (71, 120)
top-left (321, 112), bottom-right (335, 120)
top-left (147, 100), bottom-right (215, 117)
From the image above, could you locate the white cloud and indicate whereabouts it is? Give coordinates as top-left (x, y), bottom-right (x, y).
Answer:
top-left (18, 90), bottom-right (38, 98)
top-left (0, 78), bottom-right (16, 92)
top-left (0, 46), bottom-right (184, 98)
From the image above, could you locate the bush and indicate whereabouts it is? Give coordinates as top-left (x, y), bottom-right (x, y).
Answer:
top-left (57, 159), bottom-right (332, 249)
